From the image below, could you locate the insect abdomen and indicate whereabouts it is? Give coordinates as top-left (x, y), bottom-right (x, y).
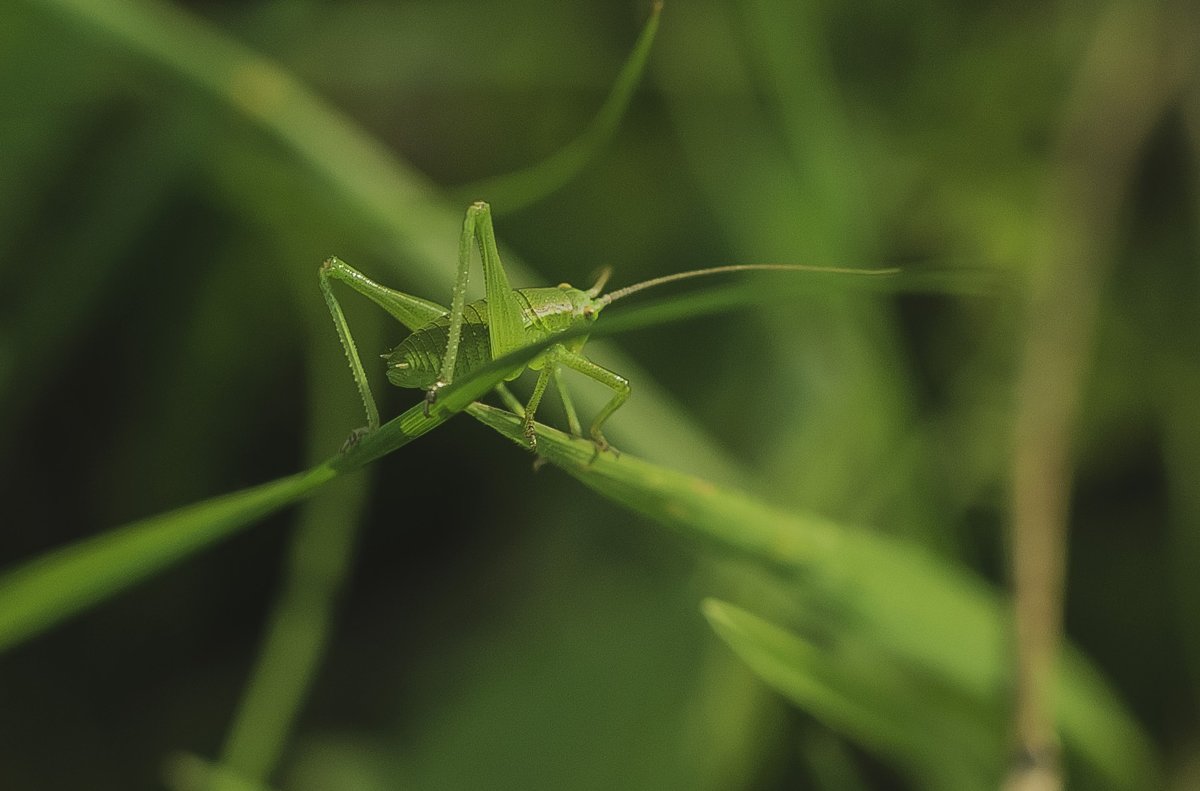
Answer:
top-left (385, 301), bottom-right (491, 389)
top-left (384, 289), bottom-right (582, 390)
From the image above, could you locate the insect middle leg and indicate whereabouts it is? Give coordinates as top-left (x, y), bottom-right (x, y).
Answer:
top-left (552, 349), bottom-right (629, 452)
top-left (520, 345), bottom-right (629, 453)
top-left (552, 365), bottom-right (583, 437)
top-left (515, 364), bottom-right (580, 451)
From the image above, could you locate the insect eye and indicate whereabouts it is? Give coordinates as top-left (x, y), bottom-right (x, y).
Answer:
top-left (558, 282), bottom-right (571, 290)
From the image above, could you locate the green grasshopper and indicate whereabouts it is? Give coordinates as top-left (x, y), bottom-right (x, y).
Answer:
top-left (320, 201), bottom-right (894, 452)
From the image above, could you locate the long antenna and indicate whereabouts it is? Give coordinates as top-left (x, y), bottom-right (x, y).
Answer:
top-left (599, 263), bottom-right (900, 305)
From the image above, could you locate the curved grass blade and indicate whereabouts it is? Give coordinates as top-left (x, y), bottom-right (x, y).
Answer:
top-left (467, 403), bottom-right (1160, 791)
top-left (22, 0), bottom-right (740, 485)
top-left (451, 2), bottom-right (663, 213)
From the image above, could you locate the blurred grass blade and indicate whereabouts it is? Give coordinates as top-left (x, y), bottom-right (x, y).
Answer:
top-left (217, 481), bottom-right (366, 784)
top-left (469, 402), bottom-right (999, 682)
top-left (741, 0), bottom-right (870, 257)
top-left (702, 599), bottom-right (999, 791)
top-left (467, 403), bottom-right (1160, 790)
top-left (799, 728), bottom-right (873, 791)
top-left (452, 2), bottom-right (662, 213)
top-left (0, 2), bottom-right (120, 253)
top-left (163, 752), bottom-right (275, 791)
top-left (0, 108), bottom-right (193, 440)
top-left (218, 334), bottom-right (373, 784)
top-left (24, 0), bottom-right (740, 485)
top-left (0, 466), bottom-right (335, 653)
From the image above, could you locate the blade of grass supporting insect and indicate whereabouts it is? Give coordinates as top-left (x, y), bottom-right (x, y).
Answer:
top-left (0, 264), bottom-right (1007, 657)
top-left (465, 403), bottom-right (1160, 790)
top-left (0, 336), bottom-right (549, 654)
top-left (468, 402), bottom-right (998, 682)
top-left (216, 327), bottom-right (374, 785)
top-left (0, 465), bottom-right (334, 653)
top-left (450, 2), bottom-right (662, 214)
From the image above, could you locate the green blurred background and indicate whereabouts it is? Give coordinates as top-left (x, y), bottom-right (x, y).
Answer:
top-left (1, 0), bottom-right (1197, 789)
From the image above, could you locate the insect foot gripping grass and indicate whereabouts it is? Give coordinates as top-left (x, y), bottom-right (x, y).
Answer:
top-left (320, 201), bottom-right (897, 455)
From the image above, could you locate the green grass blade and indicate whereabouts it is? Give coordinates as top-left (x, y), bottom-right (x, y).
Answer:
top-left (0, 108), bottom-right (193, 441)
top-left (0, 466), bottom-right (335, 653)
top-left (163, 752), bottom-right (275, 791)
top-left (217, 337), bottom-right (373, 784)
top-left (0, 334), bottom-right (554, 654)
top-left (451, 2), bottom-right (662, 213)
top-left (741, 0), bottom-right (871, 258)
top-left (217, 477), bottom-right (367, 784)
top-left (466, 403), bottom-right (1160, 790)
top-left (702, 599), bottom-right (999, 791)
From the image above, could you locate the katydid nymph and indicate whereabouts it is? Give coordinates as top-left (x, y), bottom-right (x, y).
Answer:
top-left (320, 201), bottom-right (895, 453)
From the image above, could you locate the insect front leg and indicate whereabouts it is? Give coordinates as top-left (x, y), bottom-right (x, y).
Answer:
top-left (424, 209), bottom-right (475, 414)
top-left (426, 201), bottom-right (527, 416)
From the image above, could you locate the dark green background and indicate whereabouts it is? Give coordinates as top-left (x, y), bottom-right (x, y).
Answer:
top-left (1, 1), bottom-right (1196, 789)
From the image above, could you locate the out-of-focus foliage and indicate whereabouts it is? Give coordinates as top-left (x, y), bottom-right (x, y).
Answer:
top-left (0, 1), bottom-right (1196, 790)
